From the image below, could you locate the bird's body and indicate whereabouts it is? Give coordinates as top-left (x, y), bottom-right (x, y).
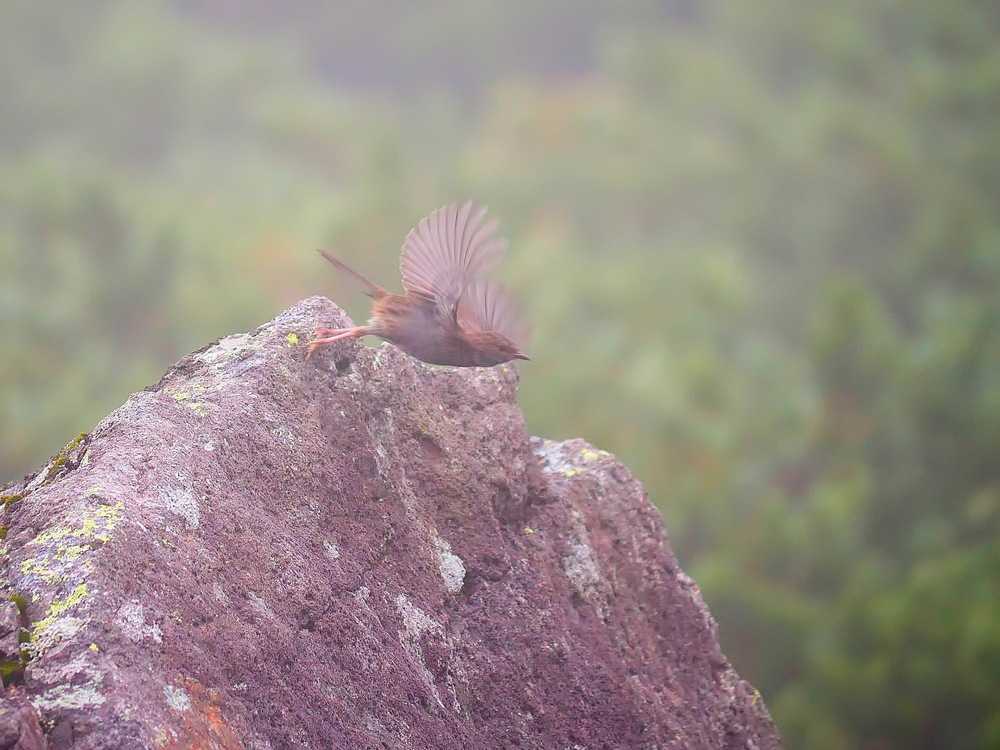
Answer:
top-left (308, 202), bottom-right (528, 367)
top-left (369, 293), bottom-right (488, 366)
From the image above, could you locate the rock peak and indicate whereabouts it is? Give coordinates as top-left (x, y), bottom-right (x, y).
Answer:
top-left (0, 297), bottom-right (780, 749)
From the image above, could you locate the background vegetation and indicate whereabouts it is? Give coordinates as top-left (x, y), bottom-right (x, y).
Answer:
top-left (2, 2), bottom-right (998, 747)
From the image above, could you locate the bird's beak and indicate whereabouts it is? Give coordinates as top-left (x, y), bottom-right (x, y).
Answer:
top-left (514, 352), bottom-right (530, 361)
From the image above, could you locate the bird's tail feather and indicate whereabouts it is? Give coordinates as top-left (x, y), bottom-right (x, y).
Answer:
top-left (317, 250), bottom-right (386, 298)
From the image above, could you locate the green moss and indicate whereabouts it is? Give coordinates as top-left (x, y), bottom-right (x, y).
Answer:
top-left (9, 593), bottom-right (29, 615)
top-left (0, 526), bottom-right (7, 540)
top-left (0, 659), bottom-right (23, 684)
top-left (0, 493), bottom-right (24, 511)
top-left (0, 600), bottom-right (32, 686)
top-left (49, 432), bottom-right (87, 475)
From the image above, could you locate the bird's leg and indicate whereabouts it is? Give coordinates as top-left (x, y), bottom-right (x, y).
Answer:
top-left (305, 326), bottom-right (369, 359)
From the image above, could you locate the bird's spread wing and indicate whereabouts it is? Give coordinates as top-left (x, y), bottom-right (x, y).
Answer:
top-left (455, 278), bottom-right (526, 345)
top-left (399, 201), bottom-right (507, 322)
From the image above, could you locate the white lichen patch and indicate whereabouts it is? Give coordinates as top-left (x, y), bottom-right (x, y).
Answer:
top-left (432, 535), bottom-right (465, 594)
top-left (534, 439), bottom-right (618, 487)
top-left (212, 582), bottom-right (231, 605)
top-left (369, 344), bottom-right (391, 370)
top-left (29, 649), bottom-right (107, 711)
top-left (116, 601), bottom-right (163, 643)
top-left (162, 485), bottom-right (200, 529)
top-left (323, 540), bottom-right (341, 561)
top-left (248, 592), bottom-right (273, 619)
top-left (163, 684), bottom-right (191, 712)
top-left (394, 594), bottom-right (447, 710)
top-left (270, 423), bottom-right (297, 446)
top-left (30, 650), bottom-right (98, 682)
top-left (367, 409), bottom-right (396, 479)
top-left (563, 538), bottom-right (601, 597)
top-left (32, 684), bottom-right (107, 711)
top-left (533, 439), bottom-right (583, 478)
top-left (191, 333), bottom-right (252, 368)
top-left (32, 617), bottom-right (85, 655)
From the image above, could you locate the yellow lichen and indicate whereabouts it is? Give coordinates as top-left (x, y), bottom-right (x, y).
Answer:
top-left (88, 643), bottom-right (99, 653)
top-left (286, 332), bottom-right (300, 346)
top-left (95, 501), bottom-right (124, 521)
top-left (31, 526), bottom-right (75, 546)
top-left (579, 448), bottom-right (607, 462)
top-left (20, 558), bottom-right (63, 585)
top-left (33, 583), bottom-right (89, 635)
top-left (187, 402), bottom-right (210, 417)
top-left (55, 544), bottom-right (90, 562)
top-left (22, 501), bottom-right (124, 585)
top-left (169, 388), bottom-right (212, 416)
top-left (31, 502), bottom-right (122, 549)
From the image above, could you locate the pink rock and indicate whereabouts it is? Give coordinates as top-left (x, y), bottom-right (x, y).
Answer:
top-left (1, 297), bottom-right (780, 749)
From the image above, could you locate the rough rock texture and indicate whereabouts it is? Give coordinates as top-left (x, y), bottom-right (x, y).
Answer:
top-left (0, 297), bottom-right (780, 749)
top-left (0, 691), bottom-right (46, 750)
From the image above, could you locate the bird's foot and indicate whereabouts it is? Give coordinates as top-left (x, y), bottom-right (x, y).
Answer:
top-left (305, 326), bottom-right (367, 360)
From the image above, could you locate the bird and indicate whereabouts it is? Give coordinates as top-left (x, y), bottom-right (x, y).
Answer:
top-left (307, 201), bottom-right (529, 367)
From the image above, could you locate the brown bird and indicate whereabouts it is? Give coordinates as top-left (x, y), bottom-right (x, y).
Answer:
top-left (307, 201), bottom-right (529, 367)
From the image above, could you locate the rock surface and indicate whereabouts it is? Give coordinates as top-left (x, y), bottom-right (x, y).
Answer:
top-left (0, 297), bottom-right (780, 749)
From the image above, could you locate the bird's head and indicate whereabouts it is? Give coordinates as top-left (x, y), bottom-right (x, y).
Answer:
top-left (467, 331), bottom-right (530, 366)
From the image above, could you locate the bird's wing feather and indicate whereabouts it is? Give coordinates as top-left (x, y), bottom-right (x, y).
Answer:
top-left (456, 279), bottom-right (526, 345)
top-left (399, 201), bottom-right (507, 322)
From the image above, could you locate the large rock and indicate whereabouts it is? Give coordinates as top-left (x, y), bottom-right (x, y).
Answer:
top-left (0, 297), bottom-right (780, 749)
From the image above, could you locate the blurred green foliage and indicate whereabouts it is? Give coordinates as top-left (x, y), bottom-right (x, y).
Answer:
top-left (2, 1), bottom-right (999, 747)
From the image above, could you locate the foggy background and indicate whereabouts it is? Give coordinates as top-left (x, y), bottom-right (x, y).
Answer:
top-left (3, 2), bottom-right (999, 747)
